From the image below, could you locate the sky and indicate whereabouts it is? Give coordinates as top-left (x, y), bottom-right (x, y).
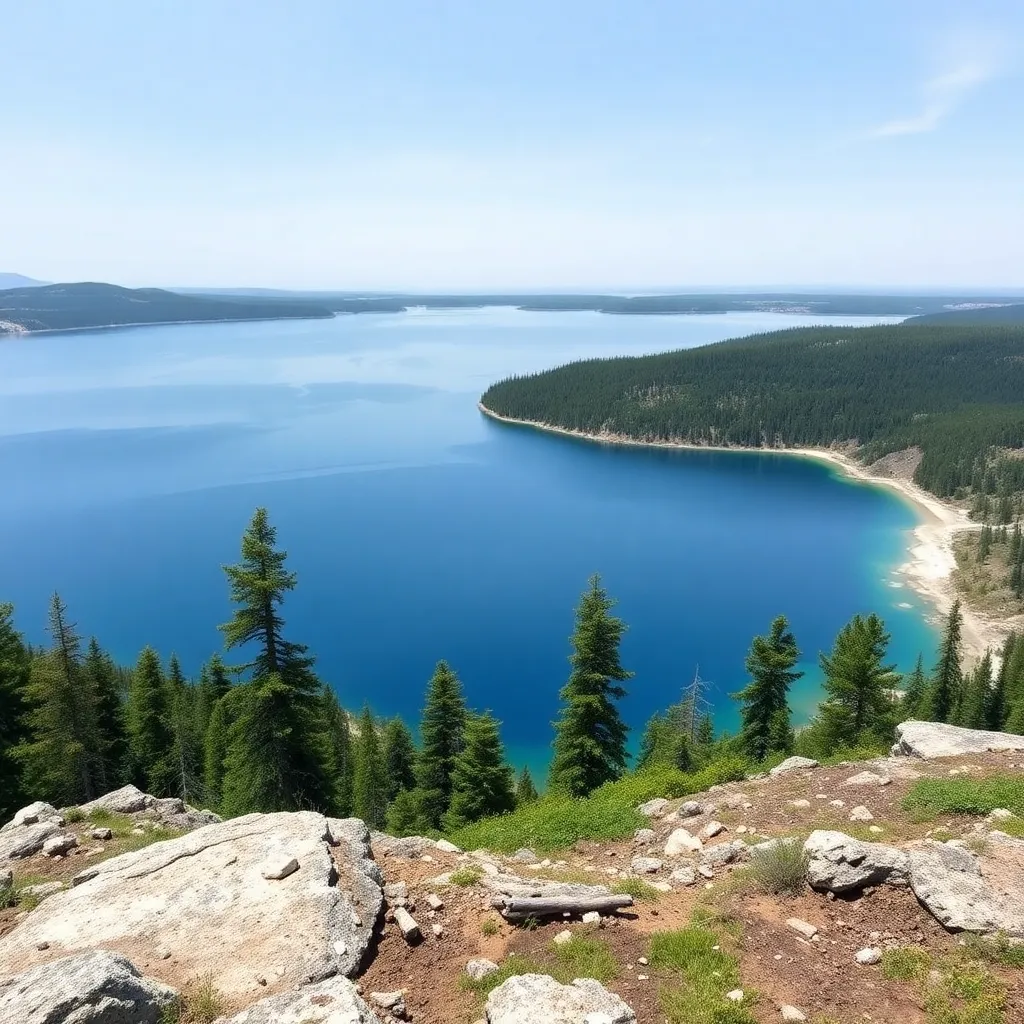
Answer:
top-left (2, 1), bottom-right (1022, 291)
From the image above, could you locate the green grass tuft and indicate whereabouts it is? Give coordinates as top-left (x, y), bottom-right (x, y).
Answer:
top-left (612, 877), bottom-right (662, 902)
top-left (447, 757), bottom-right (748, 853)
top-left (449, 865), bottom-right (484, 887)
top-left (62, 806), bottom-right (85, 823)
top-left (746, 840), bottom-right (807, 896)
top-left (882, 946), bottom-right (931, 982)
top-left (459, 953), bottom-right (541, 998)
top-left (552, 934), bottom-right (616, 983)
top-left (481, 917), bottom-right (500, 937)
top-left (883, 948), bottom-right (1008, 1024)
top-left (902, 776), bottom-right (1024, 821)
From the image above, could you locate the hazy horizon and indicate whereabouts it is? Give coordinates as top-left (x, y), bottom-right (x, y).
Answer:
top-left (3, 2), bottom-right (1023, 290)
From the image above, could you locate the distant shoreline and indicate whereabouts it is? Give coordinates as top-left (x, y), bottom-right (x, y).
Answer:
top-left (478, 402), bottom-right (1007, 661)
top-left (0, 312), bottom-right (336, 339)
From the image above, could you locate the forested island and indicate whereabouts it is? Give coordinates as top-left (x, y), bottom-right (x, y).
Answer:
top-left (480, 322), bottom-right (1024, 503)
top-left (0, 282), bottom-right (334, 334)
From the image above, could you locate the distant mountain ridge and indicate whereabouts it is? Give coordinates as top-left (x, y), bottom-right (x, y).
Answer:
top-left (0, 273), bottom-right (47, 290)
top-left (0, 281), bottom-right (334, 334)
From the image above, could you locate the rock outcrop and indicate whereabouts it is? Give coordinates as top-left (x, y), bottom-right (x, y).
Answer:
top-left (485, 974), bottom-right (637, 1024)
top-left (804, 830), bottom-right (910, 893)
top-left (0, 811), bottom-right (383, 998)
top-left (892, 721), bottom-right (1024, 759)
top-left (909, 841), bottom-right (1024, 937)
top-left (78, 784), bottom-right (221, 831)
top-left (214, 976), bottom-right (383, 1023)
top-left (770, 756), bottom-right (819, 776)
top-left (0, 950), bottom-right (177, 1024)
top-left (0, 802), bottom-right (65, 861)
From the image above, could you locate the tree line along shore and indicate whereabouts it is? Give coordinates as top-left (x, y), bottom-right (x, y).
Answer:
top-left (3, 507), bottom-right (1024, 851)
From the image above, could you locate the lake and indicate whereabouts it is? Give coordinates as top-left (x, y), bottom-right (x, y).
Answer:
top-left (0, 307), bottom-right (937, 775)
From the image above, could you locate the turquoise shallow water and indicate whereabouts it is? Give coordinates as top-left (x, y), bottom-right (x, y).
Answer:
top-left (0, 307), bottom-right (937, 775)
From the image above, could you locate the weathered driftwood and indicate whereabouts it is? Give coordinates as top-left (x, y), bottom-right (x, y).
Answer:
top-left (492, 893), bottom-right (633, 920)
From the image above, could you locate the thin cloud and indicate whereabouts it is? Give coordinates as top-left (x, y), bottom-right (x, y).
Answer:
top-left (870, 49), bottom-right (1003, 138)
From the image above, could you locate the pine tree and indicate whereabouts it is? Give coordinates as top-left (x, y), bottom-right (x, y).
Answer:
top-left (735, 615), bottom-right (802, 762)
top-left (516, 765), bottom-right (539, 805)
top-left (926, 601), bottom-right (964, 723)
top-left (987, 635), bottom-right (1014, 730)
top-left (218, 508), bottom-right (332, 813)
top-left (549, 575), bottom-right (633, 797)
top-left (1002, 633), bottom-right (1024, 734)
top-left (386, 789), bottom-right (422, 836)
top-left (817, 613), bottom-right (897, 747)
top-left (445, 712), bottom-right (516, 830)
top-left (636, 708), bottom-right (692, 771)
top-left (0, 604), bottom-right (30, 821)
top-left (416, 660), bottom-right (468, 828)
top-left (127, 646), bottom-right (174, 795)
top-left (696, 713), bottom-right (716, 748)
top-left (320, 688), bottom-right (355, 817)
top-left (82, 637), bottom-right (128, 792)
top-left (195, 654), bottom-right (231, 740)
top-left (353, 705), bottom-right (388, 828)
top-left (17, 594), bottom-right (103, 805)
top-left (902, 654), bottom-right (929, 720)
top-left (383, 717), bottom-right (417, 803)
top-left (203, 689), bottom-right (243, 813)
top-left (166, 655), bottom-right (202, 805)
top-left (958, 652), bottom-right (992, 730)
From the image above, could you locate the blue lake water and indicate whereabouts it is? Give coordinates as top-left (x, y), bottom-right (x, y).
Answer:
top-left (0, 307), bottom-right (938, 775)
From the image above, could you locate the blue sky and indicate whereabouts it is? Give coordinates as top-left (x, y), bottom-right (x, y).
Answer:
top-left (2, 1), bottom-right (1021, 289)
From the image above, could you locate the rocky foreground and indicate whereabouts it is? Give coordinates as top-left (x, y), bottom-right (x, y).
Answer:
top-left (1, 721), bottom-right (1023, 1023)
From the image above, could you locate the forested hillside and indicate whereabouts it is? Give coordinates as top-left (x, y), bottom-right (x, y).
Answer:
top-left (481, 323), bottom-right (1024, 500)
top-left (908, 304), bottom-right (1024, 326)
top-left (0, 282), bottom-right (333, 333)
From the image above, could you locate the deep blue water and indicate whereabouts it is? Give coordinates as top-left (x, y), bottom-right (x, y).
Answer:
top-left (0, 307), bottom-right (937, 775)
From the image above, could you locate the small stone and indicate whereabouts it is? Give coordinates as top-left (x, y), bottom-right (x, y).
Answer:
top-left (511, 847), bottom-right (537, 863)
top-left (42, 833), bottom-right (78, 857)
top-left (581, 911), bottom-right (601, 924)
top-left (781, 1006), bottom-right (807, 1022)
top-left (260, 855), bottom-right (299, 880)
top-left (698, 865), bottom-right (714, 879)
top-left (843, 771), bottom-right (891, 787)
top-left (849, 806), bottom-right (874, 822)
top-left (856, 947), bottom-right (882, 965)
top-left (664, 828), bottom-right (702, 857)
top-left (370, 990), bottom-right (407, 1018)
top-left (553, 929), bottom-right (573, 945)
top-left (466, 958), bottom-right (500, 980)
top-left (868, 825), bottom-right (884, 834)
top-left (700, 820), bottom-right (726, 840)
top-left (633, 828), bottom-right (656, 845)
top-left (679, 801), bottom-right (703, 818)
top-left (435, 838), bottom-right (462, 854)
top-left (631, 855), bottom-right (663, 874)
top-left (726, 989), bottom-right (745, 1002)
top-left (427, 892), bottom-right (444, 910)
top-left (36, 941), bottom-right (49, 951)
top-left (789, 799), bottom-right (811, 810)
top-left (432, 922), bottom-right (444, 937)
top-left (637, 956), bottom-right (648, 965)
top-left (394, 906), bottom-right (421, 943)
top-left (90, 827), bottom-right (113, 841)
top-left (786, 918), bottom-right (818, 940)
top-left (637, 797), bottom-right (670, 817)
top-left (669, 865), bottom-right (696, 885)
top-left (637, 974), bottom-right (649, 981)
top-left (384, 881), bottom-right (408, 901)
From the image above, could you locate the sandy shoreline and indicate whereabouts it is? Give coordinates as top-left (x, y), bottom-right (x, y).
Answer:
top-left (479, 403), bottom-right (1005, 661)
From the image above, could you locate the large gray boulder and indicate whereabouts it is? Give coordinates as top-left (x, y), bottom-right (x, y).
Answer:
top-left (0, 803), bottom-right (65, 861)
top-left (804, 830), bottom-right (910, 893)
top-left (892, 721), bottom-right (1024, 759)
top-left (0, 950), bottom-right (177, 1024)
top-left (77, 785), bottom-right (220, 831)
top-left (485, 974), bottom-right (636, 1024)
top-left (0, 811), bottom-right (383, 1000)
top-left (909, 841), bottom-right (1024, 937)
top-left (79, 785), bottom-right (153, 816)
top-left (213, 976), bottom-right (383, 1023)
top-left (770, 756), bottom-right (819, 776)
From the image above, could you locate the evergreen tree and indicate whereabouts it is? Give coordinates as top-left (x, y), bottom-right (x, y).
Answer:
top-left (218, 508), bottom-right (332, 813)
top-left (203, 688), bottom-right (243, 813)
top-left (127, 646), bottom-right (174, 795)
top-left (636, 708), bottom-right (692, 771)
top-left (696, 713), bottom-right (716, 748)
top-left (549, 575), bottom-right (633, 797)
top-left (416, 660), bottom-right (467, 828)
top-left (0, 604), bottom-right (29, 820)
top-left (386, 788), bottom-right (422, 837)
top-left (82, 637), bottom-right (128, 792)
top-left (166, 655), bottom-right (202, 805)
top-left (17, 594), bottom-right (103, 805)
top-left (958, 652), bottom-right (992, 730)
top-left (987, 635), bottom-right (1014, 730)
top-left (195, 654), bottom-right (231, 739)
top-left (320, 688), bottom-right (355, 817)
top-left (1001, 633), bottom-right (1024, 734)
top-left (902, 654), bottom-right (929, 720)
top-left (516, 765), bottom-right (539, 805)
top-left (926, 601), bottom-right (964, 723)
top-left (445, 712), bottom-right (516, 830)
top-left (353, 705), bottom-right (388, 828)
top-left (817, 613), bottom-right (897, 747)
top-left (382, 717), bottom-right (417, 803)
top-left (735, 615), bottom-right (801, 762)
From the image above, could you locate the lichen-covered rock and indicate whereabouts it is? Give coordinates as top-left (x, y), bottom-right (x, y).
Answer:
top-left (0, 950), bottom-right (177, 1024)
top-left (909, 841), bottom-right (1024, 936)
top-left (0, 811), bottom-right (384, 997)
top-left (466, 958), bottom-right (500, 981)
top-left (79, 785), bottom-right (154, 816)
top-left (0, 803), bottom-right (66, 861)
top-left (770, 756), bottom-right (819, 776)
top-left (892, 721), bottom-right (1024, 759)
top-left (485, 974), bottom-right (636, 1024)
top-left (213, 976), bottom-right (383, 1023)
top-left (804, 830), bottom-right (909, 893)
top-left (700, 839), bottom-right (748, 868)
top-left (636, 797), bottom-right (670, 817)
top-left (630, 856), bottom-right (663, 874)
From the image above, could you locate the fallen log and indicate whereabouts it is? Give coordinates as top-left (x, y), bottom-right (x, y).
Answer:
top-left (492, 894), bottom-right (634, 921)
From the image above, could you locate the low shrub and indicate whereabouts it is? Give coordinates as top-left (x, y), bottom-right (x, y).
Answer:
top-left (62, 806), bottom-right (85, 824)
top-left (612, 877), bottom-right (662, 902)
top-left (902, 776), bottom-right (1024, 821)
top-left (747, 840), bottom-right (808, 896)
top-left (881, 946), bottom-right (931, 982)
top-left (449, 865), bottom-right (484, 887)
top-left (161, 975), bottom-right (228, 1024)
